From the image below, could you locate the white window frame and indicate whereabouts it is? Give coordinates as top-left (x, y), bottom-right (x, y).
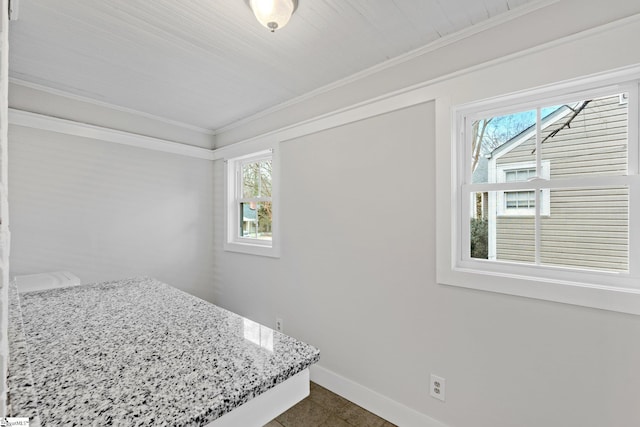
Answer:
top-left (224, 148), bottom-right (280, 258)
top-left (443, 73), bottom-right (640, 315)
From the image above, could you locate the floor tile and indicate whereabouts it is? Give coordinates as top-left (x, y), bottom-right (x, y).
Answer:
top-left (308, 383), bottom-right (350, 413)
top-left (267, 382), bottom-right (396, 427)
top-left (335, 402), bottom-right (387, 427)
top-left (318, 414), bottom-right (353, 427)
top-left (276, 397), bottom-right (331, 427)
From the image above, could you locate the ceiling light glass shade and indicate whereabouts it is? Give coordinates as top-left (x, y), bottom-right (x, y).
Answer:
top-left (248, 0), bottom-right (298, 32)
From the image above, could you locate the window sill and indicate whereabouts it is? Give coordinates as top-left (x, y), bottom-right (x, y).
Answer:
top-left (438, 264), bottom-right (640, 315)
top-left (224, 241), bottom-right (280, 258)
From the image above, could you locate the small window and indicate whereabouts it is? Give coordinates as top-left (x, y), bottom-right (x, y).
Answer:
top-left (225, 149), bottom-right (279, 257)
top-left (505, 190), bottom-right (535, 209)
top-left (239, 157), bottom-right (272, 240)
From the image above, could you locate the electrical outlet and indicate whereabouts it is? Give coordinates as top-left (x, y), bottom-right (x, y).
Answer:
top-left (430, 374), bottom-right (446, 402)
top-left (275, 318), bottom-right (283, 332)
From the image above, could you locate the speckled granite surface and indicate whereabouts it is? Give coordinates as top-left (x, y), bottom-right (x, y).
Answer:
top-left (8, 277), bottom-right (320, 426)
top-left (7, 281), bottom-right (42, 427)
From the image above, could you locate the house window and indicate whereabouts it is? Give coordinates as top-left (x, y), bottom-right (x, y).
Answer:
top-left (494, 161), bottom-right (550, 216)
top-left (450, 74), bottom-right (640, 314)
top-left (505, 190), bottom-right (535, 210)
top-left (505, 168), bottom-right (536, 182)
top-left (225, 149), bottom-right (279, 257)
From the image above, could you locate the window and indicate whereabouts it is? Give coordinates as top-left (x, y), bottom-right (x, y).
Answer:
top-left (225, 149), bottom-right (279, 257)
top-left (494, 161), bottom-right (550, 216)
top-left (239, 157), bottom-right (272, 240)
top-left (505, 190), bottom-right (534, 209)
top-left (449, 74), bottom-right (640, 314)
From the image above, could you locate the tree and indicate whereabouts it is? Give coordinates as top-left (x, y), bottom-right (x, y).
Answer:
top-left (471, 118), bottom-right (492, 174)
top-left (242, 160), bottom-right (273, 236)
top-left (470, 113), bottom-right (532, 259)
top-left (471, 112), bottom-right (535, 175)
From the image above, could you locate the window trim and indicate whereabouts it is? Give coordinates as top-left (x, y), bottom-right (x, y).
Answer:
top-left (440, 72), bottom-right (640, 315)
top-left (224, 148), bottom-right (280, 258)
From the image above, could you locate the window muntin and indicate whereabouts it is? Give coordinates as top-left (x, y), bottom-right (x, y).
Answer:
top-left (462, 84), bottom-right (637, 277)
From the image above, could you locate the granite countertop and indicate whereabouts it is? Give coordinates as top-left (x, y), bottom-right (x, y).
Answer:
top-left (7, 277), bottom-right (320, 426)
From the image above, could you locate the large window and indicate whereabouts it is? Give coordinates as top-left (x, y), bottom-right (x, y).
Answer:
top-left (225, 149), bottom-right (279, 257)
top-left (452, 75), bottom-right (640, 314)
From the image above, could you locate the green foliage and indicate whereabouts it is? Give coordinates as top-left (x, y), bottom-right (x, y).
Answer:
top-left (470, 218), bottom-right (488, 259)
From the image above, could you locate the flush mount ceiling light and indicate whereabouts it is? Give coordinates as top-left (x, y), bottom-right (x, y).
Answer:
top-left (246, 0), bottom-right (298, 32)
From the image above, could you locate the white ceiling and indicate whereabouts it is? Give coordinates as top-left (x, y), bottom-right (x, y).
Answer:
top-left (8, 0), bottom-right (537, 131)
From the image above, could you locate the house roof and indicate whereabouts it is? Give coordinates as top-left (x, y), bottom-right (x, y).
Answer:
top-left (489, 105), bottom-right (572, 160)
top-left (472, 156), bottom-right (489, 183)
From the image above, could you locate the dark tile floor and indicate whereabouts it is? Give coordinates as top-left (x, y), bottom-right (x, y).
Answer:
top-left (264, 382), bottom-right (397, 427)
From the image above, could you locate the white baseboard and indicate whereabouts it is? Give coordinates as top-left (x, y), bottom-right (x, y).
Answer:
top-left (310, 364), bottom-right (449, 427)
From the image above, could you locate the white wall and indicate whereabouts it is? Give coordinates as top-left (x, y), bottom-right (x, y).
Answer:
top-left (8, 125), bottom-right (215, 301)
top-left (211, 2), bottom-right (640, 426)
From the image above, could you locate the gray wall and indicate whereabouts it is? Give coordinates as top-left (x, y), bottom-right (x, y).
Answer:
top-left (213, 102), bottom-right (640, 427)
top-left (8, 125), bottom-right (215, 300)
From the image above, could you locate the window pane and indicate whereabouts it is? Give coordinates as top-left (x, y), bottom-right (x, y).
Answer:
top-left (495, 217), bottom-right (535, 263)
top-left (540, 187), bottom-right (628, 272)
top-left (470, 191), bottom-right (535, 263)
top-left (242, 160), bottom-right (272, 198)
top-left (541, 94), bottom-right (628, 177)
top-left (470, 192), bottom-right (489, 259)
top-left (471, 110), bottom-right (536, 184)
top-left (240, 201), bottom-right (272, 240)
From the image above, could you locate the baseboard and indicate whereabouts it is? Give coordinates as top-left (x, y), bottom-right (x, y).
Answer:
top-left (310, 364), bottom-right (449, 427)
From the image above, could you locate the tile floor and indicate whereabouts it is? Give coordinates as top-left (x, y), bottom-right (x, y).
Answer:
top-left (264, 382), bottom-right (397, 427)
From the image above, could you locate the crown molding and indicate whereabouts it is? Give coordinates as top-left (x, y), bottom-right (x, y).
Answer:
top-left (9, 77), bottom-right (217, 136)
top-left (9, 109), bottom-right (215, 160)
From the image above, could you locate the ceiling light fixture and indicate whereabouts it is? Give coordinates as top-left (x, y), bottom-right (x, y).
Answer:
top-left (246, 0), bottom-right (298, 32)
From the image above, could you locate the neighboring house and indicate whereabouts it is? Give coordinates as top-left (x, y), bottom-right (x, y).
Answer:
top-left (485, 94), bottom-right (629, 272)
top-left (242, 203), bottom-right (258, 236)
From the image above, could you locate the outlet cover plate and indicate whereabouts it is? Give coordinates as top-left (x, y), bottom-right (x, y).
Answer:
top-left (430, 374), bottom-right (446, 402)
